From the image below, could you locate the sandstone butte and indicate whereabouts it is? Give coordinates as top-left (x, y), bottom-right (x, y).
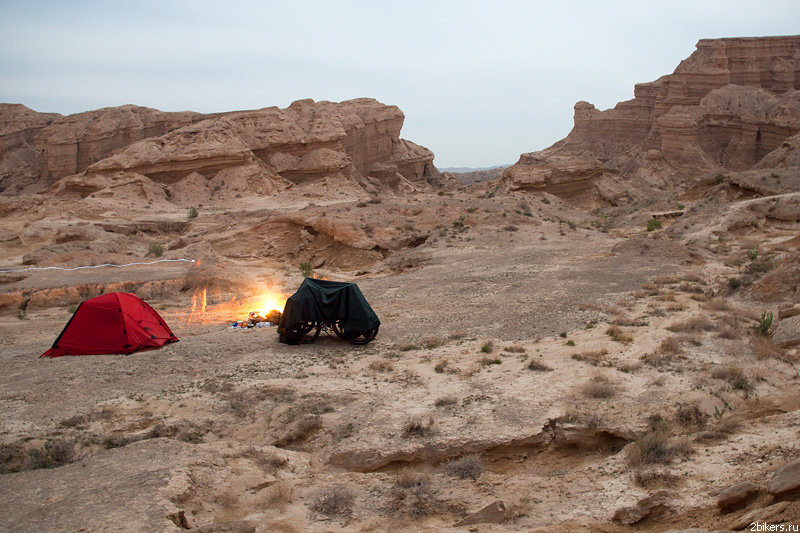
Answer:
top-left (0, 98), bottom-right (446, 200)
top-left (502, 35), bottom-right (800, 206)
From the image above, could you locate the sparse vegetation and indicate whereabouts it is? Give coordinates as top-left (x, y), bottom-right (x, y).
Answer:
top-left (311, 485), bottom-right (356, 516)
top-left (627, 427), bottom-right (692, 467)
top-left (755, 311), bottom-right (773, 336)
top-left (15, 309), bottom-right (28, 320)
top-left (646, 218), bottom-right (662, 231)
top-left (403, 415), bottom-right (436, 437)
top-left (299, 261), bottom-right (314, 277)
top-left (147, 242), bottom-right (164, 257)
top-left (442, 454), bottom-right (484, 480)
top-left (393, 469), bottom-right (438, 517)
top-left (527, 359), bottom-right (553, 372)
top-left (606, 325), bottom-right (633, 343)
top-left (580, 373), bottom-right (618, 398)
top-left (422, 335), bottom-right (446, 349)
top-left (434, 396), bottom-right (458, 408)
top-left (187, 206), bottom-right (199, 219)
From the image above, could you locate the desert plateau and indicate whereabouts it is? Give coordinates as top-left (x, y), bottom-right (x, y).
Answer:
top-left (1, 36), bottom-right (800, 532)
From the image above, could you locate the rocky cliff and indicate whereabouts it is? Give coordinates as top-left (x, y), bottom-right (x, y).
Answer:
top-left (504, 35), bottom-right (800, 205)
top-left (0, 105), bottom-right (211, 194)
top-left (1, 98), bottom-right (443, 202)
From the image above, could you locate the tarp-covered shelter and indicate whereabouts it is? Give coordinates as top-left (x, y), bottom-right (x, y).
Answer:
top-left (278, 278), bottom-right (380, 344)
top-left (42, 292), bottom-right (178, 357)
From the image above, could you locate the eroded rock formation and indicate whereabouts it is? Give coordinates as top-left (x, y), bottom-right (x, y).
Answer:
top-left (504, 36), bottom-right (800, 205)
top-left (78, 98), bottom-right (441, 203)
top-left (0, 99), bottom-right (444, 203)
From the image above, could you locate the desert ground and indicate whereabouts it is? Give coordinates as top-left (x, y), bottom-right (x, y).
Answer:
top-left (1, 186), bottom-right (799, 532)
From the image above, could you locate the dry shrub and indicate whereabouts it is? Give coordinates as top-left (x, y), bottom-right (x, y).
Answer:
top-left (612, 316), bottom-right (649, 327)
top-left (666, 316), bottom-right (716, 333)
top-left (504, 344), bottom-right (526, 353)
top-left (526, 359), bottom-right (553, 372)
top-left (0, 442), bottom-right (26, 473)
top-left (21, 439), bottom-right (77, 471)
top-left (368, 360), bottom-right (394, 372)
top-left (403, 415), bottom-right (436, 437)
top-left (269, 480), bottom-right (294, 507)
top-left (656, 291), bottom-right (677, 302)
top-left (422, 335), bottom-right (446, 349)
top-left (750, 335), bottom-right (782, 360)
top-left (434, 396), bottom-right (458, 408)
top-left (274, 415), bottom-right (322, 447)
top-left (311, 485), bottom-right (356, 516)
top-left (659, 336), bottom-right (681, 354)
top-left (711, 365), bottom-right (752, 392)
top-left (633, 468), bottom-right (679, 488)
top-left (616, 360), bottom-right (642, 373)
top-left (584, 412), bottom-right (604, 429)
top-left (442, 455), bottom-right (483, 480)
top-left (675, 403), bottom-right (707, 429)
top-left (697, 417), bottom-right (740, 441)
top-left (397, 468), bottom-right (431, 490)
top-left (572, 348), bottom-right (609, 365)
top-left (717, 325), bottom-right (741, 340)
top-left (606, 326), bottom-right (633, 344)
top-left (393, 469), bottom-right (438, 518)
top-left (580, 373), bottom-right (618, 399)
top-left (702, 297), bottom-right (729, 312)
top-left (627, 429), bottom-right (692, 467)
top-left (433, 359), bottom-right (450, 373)
top-left (448, 330), bottom-right (467, 340)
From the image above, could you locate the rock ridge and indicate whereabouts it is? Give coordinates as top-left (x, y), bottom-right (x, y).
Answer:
top-left (503, 35), bottom-right (800, 205)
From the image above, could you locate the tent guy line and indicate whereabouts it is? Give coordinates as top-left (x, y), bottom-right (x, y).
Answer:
top-left (0, 258), bottom-right (196, 273)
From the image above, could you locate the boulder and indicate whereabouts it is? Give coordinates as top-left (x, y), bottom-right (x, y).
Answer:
top-left (728, 501), bottom-right (790, 530)
top-left (716, 481), bottom-right (763, 511)
top-left (767, 457), bottom-right (800, 498)
top-left (772, 315), bottom-right (800, 348)
top-left (612, 490), bottom-right (674, 525)
top-left (453, 500), bottom-right (508, 527)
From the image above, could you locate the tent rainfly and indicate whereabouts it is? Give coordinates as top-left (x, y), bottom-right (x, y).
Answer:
top-left (42, 292), bottom-right (178, 357)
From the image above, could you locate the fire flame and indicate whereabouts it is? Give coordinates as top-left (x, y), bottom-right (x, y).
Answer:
top-left (183, 286), bottom-right (287, 325)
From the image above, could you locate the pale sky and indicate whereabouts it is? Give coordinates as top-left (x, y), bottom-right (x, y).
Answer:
top-left (1, 1), bottom-right (799, 168)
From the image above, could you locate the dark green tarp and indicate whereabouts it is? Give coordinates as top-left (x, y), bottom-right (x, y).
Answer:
top-left (278, 278), bottom-right (380, 344)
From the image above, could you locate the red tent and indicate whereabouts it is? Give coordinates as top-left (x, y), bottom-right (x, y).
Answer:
top-left (42, 292), bottom-right (178, 358)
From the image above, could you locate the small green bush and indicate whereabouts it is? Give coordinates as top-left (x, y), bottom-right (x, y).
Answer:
top-left (646, 219), bottom-right (662, 232)
top-left (299, 262), bottom-right (314, 277)
top-left (67, 304), bottom-right (79, 314)
top-left (147, 242), bottom-right (164, 257)
top-left (755, 311), bottom-right (773, 336)
top-left (15, 309), bottom-right (28, 321)
top-left (187, 206), bottom-right (199, 219)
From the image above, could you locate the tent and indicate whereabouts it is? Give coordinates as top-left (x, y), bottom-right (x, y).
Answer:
top-left (42, 292), bottom-right (178, 358)
top-left (278, 278), bottom-right (380, 345)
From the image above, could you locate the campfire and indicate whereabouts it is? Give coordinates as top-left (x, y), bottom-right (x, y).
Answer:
top-left (184, 287), bottom-right (286, 327)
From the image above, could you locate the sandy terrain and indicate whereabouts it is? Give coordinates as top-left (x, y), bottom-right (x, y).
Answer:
top-left (1, 188), bottom-right (799, 532)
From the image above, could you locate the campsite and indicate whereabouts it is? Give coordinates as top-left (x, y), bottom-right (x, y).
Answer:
top-left (1, 27), bottom-right (800, 532)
